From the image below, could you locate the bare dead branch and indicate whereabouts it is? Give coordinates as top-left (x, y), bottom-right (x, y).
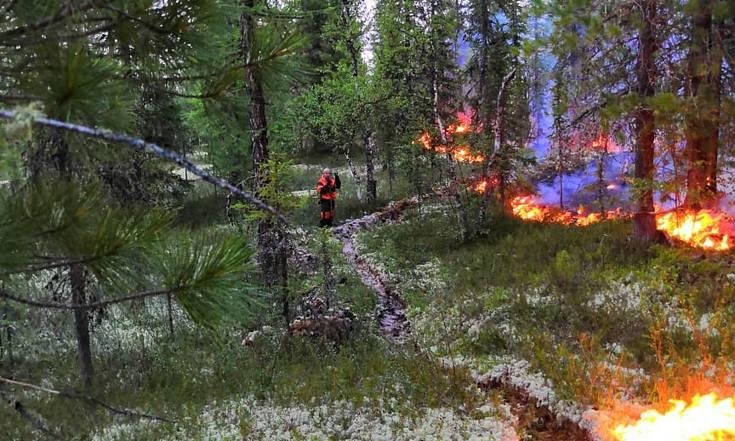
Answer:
top-left (0, 286), bottom-right (179, 310)
top-left (0, 258), bottom-right (90, 277)
top-left (0, 108), bottom-right (287, 223)
top-left (0, 377), bottom-right (171, 423)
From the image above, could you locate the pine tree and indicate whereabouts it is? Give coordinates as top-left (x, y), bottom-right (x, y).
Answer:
top-left (0, 182), bottom-right (253, 386)
top-left (684, 0), bottom-right (724, 208)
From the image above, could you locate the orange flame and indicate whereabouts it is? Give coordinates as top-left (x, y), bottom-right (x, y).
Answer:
top-left (506, 196), bottom-right (734, 251)
top-left (589, 133), bottom-right (622, 153)
top-left (509, 196), bottom-right (626, 227)
top-left (418, 133), bottom-right (485, 163)
top-left (416, 112), bottom-right (485, 163)
top-left (610, 393), bottom-right (735, 441)
top-left (655, 210), bottom-right (732, 251)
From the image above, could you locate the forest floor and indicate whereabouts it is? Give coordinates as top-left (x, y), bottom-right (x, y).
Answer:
top-left (352, 198), bottom-right (735, 439)
top-left (5, 165), bottom-right (735, 441)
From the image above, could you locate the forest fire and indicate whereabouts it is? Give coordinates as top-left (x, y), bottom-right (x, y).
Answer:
top-left (417, 112), bottom-right (485, 163)
top-left (509, 195), bottom-right (627, 227)
top-left (417, 114), bottom-right (734, 252)
top-left (655, 210), bottom-right (733, 251)
top-left (608, 393), bottom-right (735, 441)
top-left (504, 196), bottom-right (734, 251)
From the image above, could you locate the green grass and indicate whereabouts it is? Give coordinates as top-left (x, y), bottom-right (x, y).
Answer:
top-left (1, 327), bottom-right (477, 439)
top-left (1, 218), bottom-right (477, 440)
top-left (356, 205), bottom-right (735, 405)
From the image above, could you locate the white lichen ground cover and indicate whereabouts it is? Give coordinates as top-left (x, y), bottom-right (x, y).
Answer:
top-left (92, 397), bottom-right (519, 441)
top-left (349, 214), bottom-right (725, 440)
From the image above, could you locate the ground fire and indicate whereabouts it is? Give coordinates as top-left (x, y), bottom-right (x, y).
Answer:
top-left (509, 195), bottom-right (627, 227)
top-left (417, 115), bottom-right (735, 251)
top-left (608, 393), bottom-right (735, 441)
top-left (655, 210), bottom-right (732, 251)
top-left (490, 193), bottom-right (734, 251)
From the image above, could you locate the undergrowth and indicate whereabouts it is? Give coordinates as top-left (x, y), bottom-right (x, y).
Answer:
top-left (357, 205), bottom-right (735, 406)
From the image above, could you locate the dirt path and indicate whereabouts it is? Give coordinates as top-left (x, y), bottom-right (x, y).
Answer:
top-left (331, 196), bottom-right (426, 342)
top-left (332, 197), bottom-right (602, 441)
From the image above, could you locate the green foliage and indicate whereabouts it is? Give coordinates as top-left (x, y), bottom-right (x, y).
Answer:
top-left (0, 182), bottom-right (257, 325)
top-left (34, 45), bottom-right (133, 128)
top-left (159, 231), bottom-right (256, 328)
top-left (550, 249), bottom-right (582, 289)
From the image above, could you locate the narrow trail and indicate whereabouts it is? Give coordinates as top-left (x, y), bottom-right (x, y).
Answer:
top-left (331, 196), bottom-right (427, 342)
top-left (331, 197), bottom-right (601, 441)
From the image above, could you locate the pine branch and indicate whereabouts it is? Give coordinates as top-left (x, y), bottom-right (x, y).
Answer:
top-left (102, 5), bottom-right (175, 35)
top-left (0, 286), bottom-right (179, 310)
top-left (0, 0), bottom-right (104, 40)
top-left (0, 258), bottom-right (90, 277)
top-left (0, 108), bottom-right (287, 223)
top-left (0, 377), bottom-right (171, 423)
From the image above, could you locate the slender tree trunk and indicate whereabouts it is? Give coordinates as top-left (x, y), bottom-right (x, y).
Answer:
top-left (632, 0), bottom-right (658, 242)
top-left (427, 10), bottom-right (468, 235)
top-left (558, 150), bottom-right (564, 209)
top-left (597, 138), bottom-right (607, 217)
top-left (277, 229), bottom-right (289, 327)
top-left (240, 0), bottom-right (268, 191)
top-left (70, 263), bottom-right (93, 387)
top-left (166, 293), bottom-right (174, 336)
top-left (365, 132), bottom-right (377, 205)
top-left (247, 77), bottom-right (269, 192)
top-left (343, 150), bottom-right (364, 202)
top-left (484, 67), bottom-right (516, 216)
top-left (387, 144), bottom-right (395, 197)
top-left (685, 0), bottom-right (721, 208)
top-left (27, 130), bottom-right (69, 182)
top-left (240, 0), bottom-right (279, 287)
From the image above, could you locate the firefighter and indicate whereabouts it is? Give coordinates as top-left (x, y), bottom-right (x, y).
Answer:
top-left (316, 168), bottom-right (341, 227)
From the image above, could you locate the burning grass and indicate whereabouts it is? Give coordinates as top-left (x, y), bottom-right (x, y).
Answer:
top-left (656, 210), bottom-right (733, 251)
top-left (607, 393), bottom-right (735, 441)
top-left (509, 195), bottom-right (628, 227)
top-left (486, 192), bottom-right (735, 252)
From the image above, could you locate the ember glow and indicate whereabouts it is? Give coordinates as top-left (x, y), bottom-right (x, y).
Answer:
top-left (656, 210), bottom-right (733, 251)
top-left (610, 393), bottom-right (735, 441)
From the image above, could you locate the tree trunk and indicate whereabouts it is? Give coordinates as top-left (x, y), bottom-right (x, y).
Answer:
top-left (684, 0), bottom-right (721, 208)
top-left (166, 293), bottom-right (174, 336)
top-left (597, 143), bottom-right (606, 217)
top-left (343, 150), bottom-right (364, 202)
top-left (632, 0), bottom-right (658, 242)
top-left (485, 67), bottom-right (517, 216)
top-left (70, 263), bottom-right (93, 387)
top-left (240, 0), bottom-right (268, 191)
top-left (365, 132), bottom-right (377, 205)
top-left (277, 228), bottom-right (289, 327)
top-left (27, 130), bottom-right (69, 182)
top-left (241, 0), bottom-right (278, 286)
top-left (558, 154), bottom-right (564, 210)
